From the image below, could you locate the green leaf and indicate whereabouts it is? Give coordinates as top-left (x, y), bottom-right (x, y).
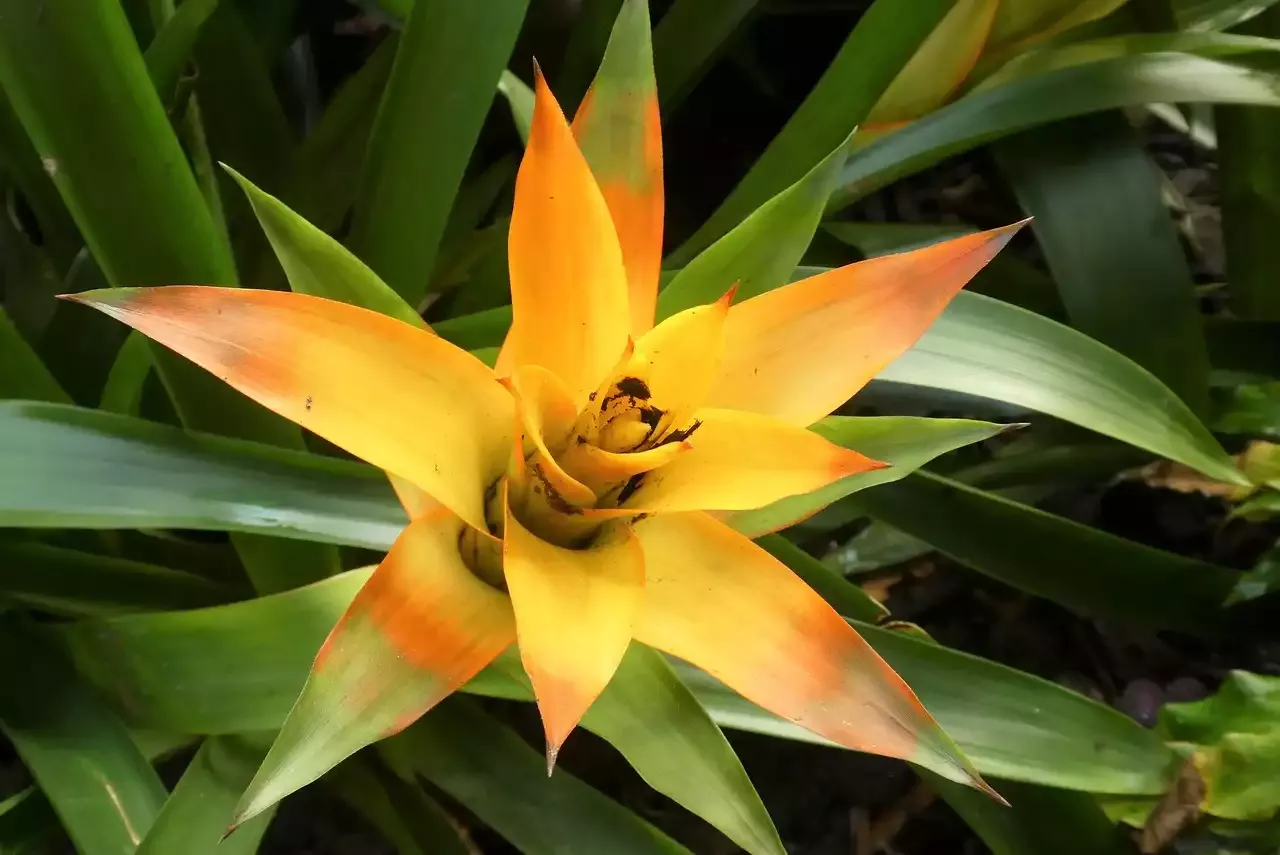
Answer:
top-left (854, 471), bottom-right (1238, 633)
top-left (933, 776), bottom-right (1133, 855)
top-left (497, 70), bottom-right (534, 143)
top-left (143, 0), bottom-right (219, 105)
top-left (226, 166), bottom-right (424, 327)
top-left (995, 111), bottom-right (1210, 414)
top-left (326, 755), bottom-right (472, 855)
top-left (882, 291), bottom-right (1245, 485)
top-left (0, 401), bottom-right (406, 550)
top-left (137, 737), bottom-right (275, 855)
top-left (658, 139), bottom-right (848, 316)
top-left (830, 51), bottom-right (1280, 213)
top-left (668, 0), bottom-right (958, 265)
top-left (1160, 671), bottom-right (1280, 819)
top-left (756, 534), bottom-right (887, 623)
top-left (652, 0), bottom-right (761, 111)
top-left (348, 0), bottom-right (529, 303)
top-left (1216, 6), bottom-right (1280, 322)
top-left (60, 569), bottom-right (1175, 794)
top-left (0, 0), bottom-right (340, 592)
top-left (575, 646), bottom-right (785, 855)
top-left (730, 416), bottom-right (1011, 537)
top-left (382, 698), bottom-right (691, 855)
top-left (1177, 0), bottom-right (1280, 29)
top-left (0, 619), bottom-right (166, 855)
top-left (0, 540), bottom-right (229, 617)
top-left (0, 307), bottom-right (69, 403)
top-left (99, 332), bottom-right (152, 415)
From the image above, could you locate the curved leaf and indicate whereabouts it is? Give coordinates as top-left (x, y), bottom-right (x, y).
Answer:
top-left (59, 569), bottom-right (1175, 794)
top-left (829, 52), bottom-right (1280, 213)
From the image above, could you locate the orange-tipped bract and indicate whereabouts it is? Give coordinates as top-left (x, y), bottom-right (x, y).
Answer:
top-left (63, 0), bottom-right (1024, 833)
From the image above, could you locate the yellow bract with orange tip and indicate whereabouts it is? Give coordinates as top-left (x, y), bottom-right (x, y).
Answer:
top-left (63, 3), bottom-right (1023, 829)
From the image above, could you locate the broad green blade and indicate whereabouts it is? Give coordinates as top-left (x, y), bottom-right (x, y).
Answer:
top-left (143, 0), bottom-right (219, 105)
top-left (1215, 6), bottom-right (1280, 321)
top-left (326, 755), bottom-right (472, 855)
top-left (1159, 671), bottom-right (1280, 820)
top-left (730, 416), bottom-right (1011, 537)
top-left (99, 332), bottom-right (151, 415)
top-left (830, 51), bottom-right (1280, 213)
top-left (882, 291), bottom-right (1244, 485)
top-left (658, 139), bottom-right (848, 316)
top-left (0, 619), bottom-right (166, 855)
top-left (574, 646), bottom-right (785, 855)
top-left (0, 307), bottom-right (69, 403)
top-left (348, 0), bottom-right (529, 303)
top-left (1178, 0), bottom-right (1280, 29)
top-left (382, 698), bottom-right (691, 855)
top-left (226, 167), bottom-right (424, 327)
top-left (136, 737), bottom-right (274, 855)
top-left (934, 775), bottom-right (1133, 855)
top-left (855, 471), bottom-right (1237, 634)
top-left (995, 111), bottom-right (1210, 414)
top-left (668, 0), bottom-right (957, 264)
top-left (0, 401), bottom-right (406, 550)
top-left (0, 540), bottom-right (228, 617)
top-left (0, 0), bottom-right (340, 592)
top-left (652, 0), bottom-right (761, 111)
top-left (59, 569), bottom-right (1175, 794)
top-left (497, 70), bottom-right (534, 143)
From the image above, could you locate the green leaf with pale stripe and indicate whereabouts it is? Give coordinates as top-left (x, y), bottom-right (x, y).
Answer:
top-left (0, 619), bottom-right (166, 855)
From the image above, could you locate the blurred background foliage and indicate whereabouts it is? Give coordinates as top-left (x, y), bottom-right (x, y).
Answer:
top-left (3, 0), bottom-right (1280, 852)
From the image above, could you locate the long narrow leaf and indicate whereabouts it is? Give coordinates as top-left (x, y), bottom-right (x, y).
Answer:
top-left (348, 0), bottom-right (529, 303)
top-left (995, 111), bottom-right (1210, 414)
top-left (669, 0), bottom-right (957, 264)
top-left (0, 619), bottom-right (166, 855)
top-left (59, 569), bottom-right (1176, 794)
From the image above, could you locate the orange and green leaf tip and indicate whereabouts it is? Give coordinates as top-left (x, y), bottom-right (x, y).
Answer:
top-left (61, 0), bottom-right (1026, 830)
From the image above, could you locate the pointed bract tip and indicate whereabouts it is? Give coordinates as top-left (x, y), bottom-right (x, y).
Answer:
top-left (219, 821), bottom-right (239, 843)
top-left (531, 57), bottom-right (546, 87)
top-left (57, 288), bottom-right (121, 307)
top-left (998, 422), bottom-right (1031, 435)
top-left (717, 282), bottom-right (739, 308)
top-left (545, 743), bottom-right (561, 777)
top-left (976, 776), bottom-right (1010, 807)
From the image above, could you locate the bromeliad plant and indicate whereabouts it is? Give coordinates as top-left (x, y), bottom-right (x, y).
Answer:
top-left (66, 0), bottom-right (1019, 828)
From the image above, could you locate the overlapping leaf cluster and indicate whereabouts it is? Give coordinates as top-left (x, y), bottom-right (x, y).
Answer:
top-left (2, 0), bottom-right (1280, 853)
